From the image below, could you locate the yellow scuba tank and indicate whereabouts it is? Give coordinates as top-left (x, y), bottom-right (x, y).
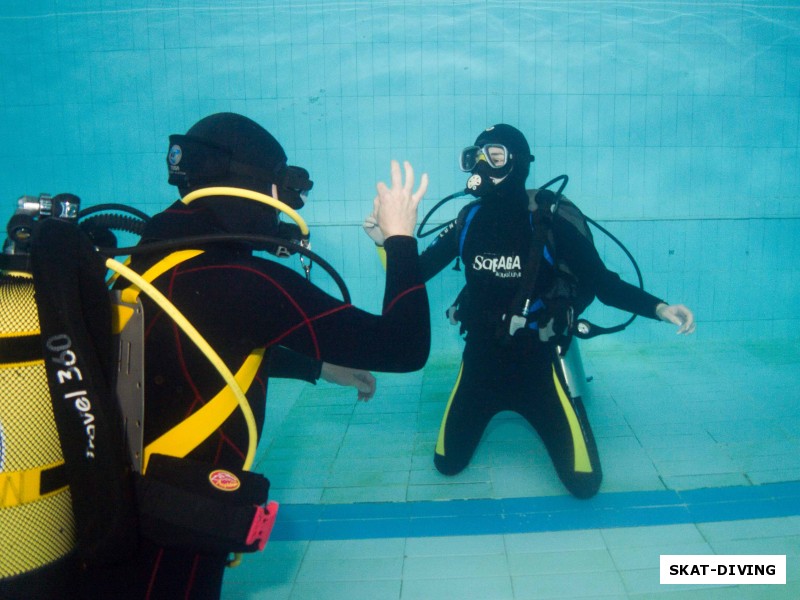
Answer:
top-left (1, 194), bottom-right (137, 598)
top-left (0, 270), bottom-right (76, 581)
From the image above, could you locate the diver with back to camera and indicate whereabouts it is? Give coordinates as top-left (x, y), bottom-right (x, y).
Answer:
top-left (365, 124), bottom-right (695, 499)
top-left (105, 112), bottom-right (431, 598)
top-left (0, 112), bottom-right (431, 599)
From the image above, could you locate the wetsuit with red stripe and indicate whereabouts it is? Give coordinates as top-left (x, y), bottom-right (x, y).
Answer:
top-left (107, 199), bottom-right (429, 599)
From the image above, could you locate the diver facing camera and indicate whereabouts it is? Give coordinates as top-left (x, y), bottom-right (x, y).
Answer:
top-left (460, 124), bottom-right (535, 198)
top-left (408, 123), bottom-right (695, 499)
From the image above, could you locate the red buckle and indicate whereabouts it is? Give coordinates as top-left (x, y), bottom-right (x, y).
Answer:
top-left (246, 500), bottom-right (279, 551)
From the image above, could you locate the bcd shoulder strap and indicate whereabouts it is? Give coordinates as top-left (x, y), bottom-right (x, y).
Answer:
top-left (110, 248), bottom-right (276, 557)
top-left (112, 249), bottom-right (267, 473)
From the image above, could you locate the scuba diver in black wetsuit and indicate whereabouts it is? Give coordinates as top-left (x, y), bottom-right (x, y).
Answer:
top-left (366, 124), bottom-right (695, 499)
top-left (0, 113), bottom-right (406, 599)
top-left (92, 113), bottom-right (430, 599)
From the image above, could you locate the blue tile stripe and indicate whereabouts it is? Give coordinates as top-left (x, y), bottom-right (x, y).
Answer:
top-left (270, 481), bottom-right (800, 541)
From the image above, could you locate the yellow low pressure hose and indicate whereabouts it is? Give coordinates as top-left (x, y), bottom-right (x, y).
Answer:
top-left (105, 257), bottom-right (259, 471)
top-left (181, 186), bottom-right (310, 238)
top-left (105, 189), bottom-right (302, 567)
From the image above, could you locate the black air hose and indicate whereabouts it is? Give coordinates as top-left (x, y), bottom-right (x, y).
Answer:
top-left (80, 213), bottom-right (148, 236)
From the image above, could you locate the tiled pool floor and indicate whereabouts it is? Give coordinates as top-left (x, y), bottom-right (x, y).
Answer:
top-left (223, 339), bottom-right (800, 599)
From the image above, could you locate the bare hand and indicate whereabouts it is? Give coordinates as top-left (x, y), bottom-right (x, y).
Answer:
top-left (374, 160), bottom-right (428, 239)
top-left (320, 363), bottom-right (377, 401)
top-left (362, 201), bottom-right (386, 246)
top-left (656, 303), bottom-right (696, 335)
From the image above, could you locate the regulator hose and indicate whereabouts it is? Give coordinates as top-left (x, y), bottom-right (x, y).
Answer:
top-left (416, 174), bottom-right (645, 340)
top-left (80, 213), bottom-right (148, 237)
top-left (101, 234), bottom-right (351, 305)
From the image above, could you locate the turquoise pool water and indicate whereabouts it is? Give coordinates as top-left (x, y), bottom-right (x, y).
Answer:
top-left (1, 2), bottom-right (799, 598)
top-left (2, 1), bottom-right (798, 349)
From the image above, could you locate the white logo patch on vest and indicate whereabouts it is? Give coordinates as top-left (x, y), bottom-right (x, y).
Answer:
top-left (472, 254), bottom-right (522, 278)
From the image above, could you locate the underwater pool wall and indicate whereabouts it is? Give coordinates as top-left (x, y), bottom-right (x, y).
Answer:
top-left (1, 1), bottom-right (798, 354)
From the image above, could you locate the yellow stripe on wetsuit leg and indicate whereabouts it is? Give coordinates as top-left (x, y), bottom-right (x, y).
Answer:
top-left (551, 365), bottom-right (592, 473)
top-left (435, 362), bottom-right (464, 456)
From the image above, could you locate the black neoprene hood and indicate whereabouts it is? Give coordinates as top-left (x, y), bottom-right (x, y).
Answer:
top-left (167, 112), bottom-right (288, 198)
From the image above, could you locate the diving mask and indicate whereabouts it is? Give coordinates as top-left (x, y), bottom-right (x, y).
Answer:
top-left (273, 163), bottom-right (313, 208)
top-left (459, 144), bottom-right (510, 172)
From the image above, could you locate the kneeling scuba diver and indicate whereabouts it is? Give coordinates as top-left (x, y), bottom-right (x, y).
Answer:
top-left (404, 124), bottom-right (694, 498)
top-left (1, 112), bottom-right (431, 598)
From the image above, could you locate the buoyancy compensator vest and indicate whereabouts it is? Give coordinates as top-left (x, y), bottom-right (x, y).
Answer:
top-left (109, 248), bottom-right (279, 559)
top-left (420, 175), bottom-right (644, 346)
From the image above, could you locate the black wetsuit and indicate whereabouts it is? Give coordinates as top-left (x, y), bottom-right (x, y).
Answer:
top-left (419, 190), bottom-right (663, 498)
top-left (105, 199), bottom-right (429, 599)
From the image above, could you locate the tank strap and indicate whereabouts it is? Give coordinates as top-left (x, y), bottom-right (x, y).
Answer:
top-left (0, 332), bottom-right (41, 364)
top-left (0, 460), bottom-right (67, 509)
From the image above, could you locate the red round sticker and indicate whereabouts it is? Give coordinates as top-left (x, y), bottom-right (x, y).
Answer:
top-left (208, 469), bottom-right (241, 492)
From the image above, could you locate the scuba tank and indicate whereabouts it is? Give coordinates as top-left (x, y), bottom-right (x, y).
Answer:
top-left (557, 339), bottom-right (591, 401)
top-left (0, 266), bottom-right (77, 592)
top-left (0, 194), bottom-right (137, 598)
